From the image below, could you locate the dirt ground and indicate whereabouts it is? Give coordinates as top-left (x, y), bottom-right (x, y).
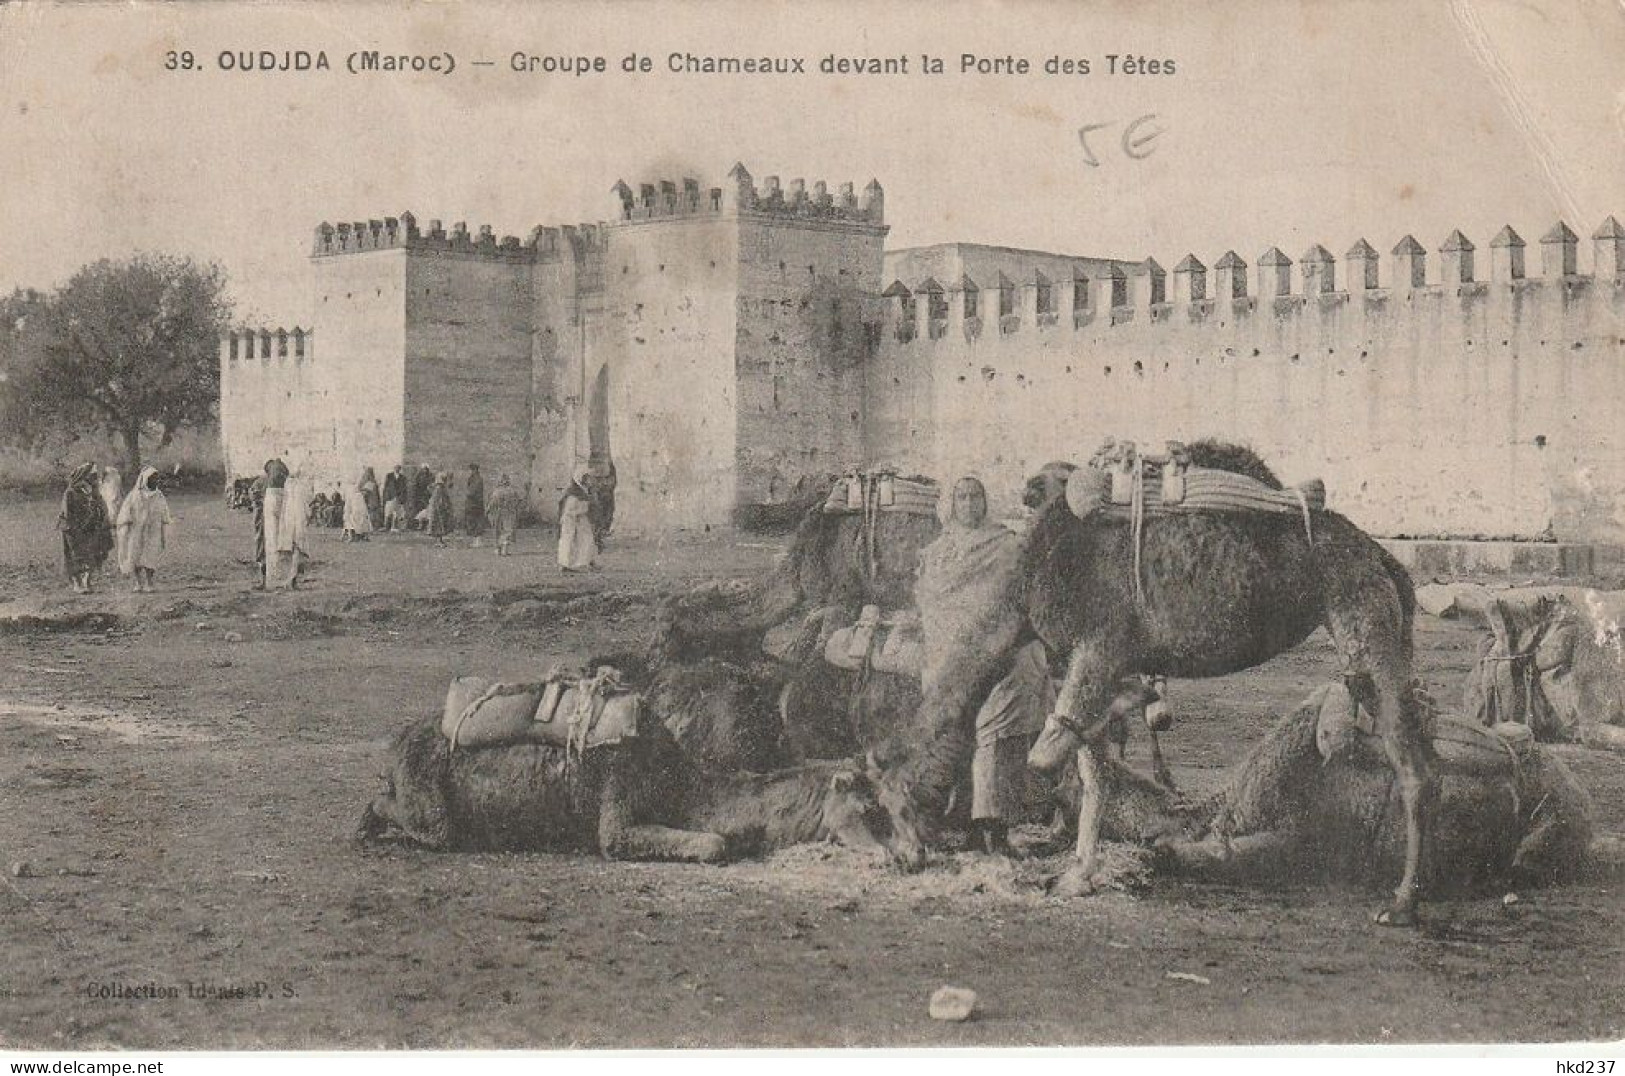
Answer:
top-left (0, 493), bottom-right (1621, 1049)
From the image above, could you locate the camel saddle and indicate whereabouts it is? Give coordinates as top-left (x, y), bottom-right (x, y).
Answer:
top-left (823, 604), bottom-right (923, 679)
top-left (822, 471), bottom-right (938, 518)
top-left (440, 666), bottom-right (642, 753)
top-left (1066, 439), bottom-right (1326, 528)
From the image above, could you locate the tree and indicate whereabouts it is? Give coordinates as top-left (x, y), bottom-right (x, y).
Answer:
top-left (13, 254), bottom-right (232, 475)
top-left (0, 287), bottom-right (59, 448)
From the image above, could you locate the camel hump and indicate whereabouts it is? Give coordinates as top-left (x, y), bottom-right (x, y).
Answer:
top-left (1183, 439), bottom-right (1283, 488)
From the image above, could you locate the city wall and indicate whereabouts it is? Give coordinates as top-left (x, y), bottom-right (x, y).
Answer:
top-left (219, 325), bottom-right (324, 481)
top-left (595, 213), bottom-right (740, 531)
top-left (594, 165), bottom-right (887, 531)
top-left (867, 221), bottom-right (1625, 543)
top-left (222, 175), bottom-right (1625, 546)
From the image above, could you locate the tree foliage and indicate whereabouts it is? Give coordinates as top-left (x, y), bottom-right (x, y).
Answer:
top-left (0, 254), bottom-right (232, 474)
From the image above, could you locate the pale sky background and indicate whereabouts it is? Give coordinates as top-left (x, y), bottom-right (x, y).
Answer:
top-left (0, 0), bottom-right (1621, 325)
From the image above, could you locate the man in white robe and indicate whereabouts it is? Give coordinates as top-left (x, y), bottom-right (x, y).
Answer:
top-left (557, 469), bottom-right (598, 573)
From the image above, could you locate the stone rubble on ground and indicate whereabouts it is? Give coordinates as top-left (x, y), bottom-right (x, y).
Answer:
top-left (928, 985), bottom-right (977, 1021)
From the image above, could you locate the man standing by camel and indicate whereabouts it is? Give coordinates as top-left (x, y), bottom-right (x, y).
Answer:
top-left (916, 475), bottom-right (1044, 856)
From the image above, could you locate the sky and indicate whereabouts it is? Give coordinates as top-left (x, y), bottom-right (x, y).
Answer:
top-left (0, 0), bottom-right (1621, 325)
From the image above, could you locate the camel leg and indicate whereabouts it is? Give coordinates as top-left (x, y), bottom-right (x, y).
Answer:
top-left (1107, 715), bottom-right (1129, 764)
top-left (1054, 741), bottom-right (1110, 897)
top-left (1149, 731), bottom-right (1176, 792)
top-left (1155, 831), bottom-right (1297, 881)
top-left (1327, 594), bottom-right (1433, 926)
top-left (1044, 639), bottom-right (1123, 897)
top-left (600, 821), bottom-right (728, 863)
top-left (1374, 687), bottom-right (1434, 924)
top-left (597, 770), bottom-right (727, 863)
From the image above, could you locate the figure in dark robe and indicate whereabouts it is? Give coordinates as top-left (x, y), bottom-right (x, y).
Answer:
top-left (427, 472), bottom-right (454, 546)
top-left (587, 460), bottom-right (617, 548)
top-left (382, 466), bottom-right (406, 532)
top-left (463, 464), bottom-right (487, 537)
top-left (58, 462), bottom-right (114, 593)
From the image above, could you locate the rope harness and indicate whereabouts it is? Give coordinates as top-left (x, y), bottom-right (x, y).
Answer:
top-left (822, 471), bottom-right (939, 588)
top-left (565, 667), bottom-right (627, 763)
top-left (1468, 603), bottom-right (1569, 740)
top-left (446, 665), bottom-right (638, 757)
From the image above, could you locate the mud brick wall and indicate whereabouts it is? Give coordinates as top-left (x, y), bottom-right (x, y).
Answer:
top-left (733, 212), bottom-right (885, 510)
top-left (227, 175), bottom-right (1625, 545)
top-left (307, 248), bottom-right (408, 487)
top-left (402, 250), bottom-right (533, 497)
top-left (527, 233), bottom-right (590, 522)
top-left (219, 326), bottom-right (323, 482)
top-left (867, 222), bottom-right (1625, 542)
top-left (595, 214), bottom-right (741, 531)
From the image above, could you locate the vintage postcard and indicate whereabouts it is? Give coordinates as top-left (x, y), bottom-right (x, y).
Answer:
top-left (0, 0), bottom-right (1622, 1059)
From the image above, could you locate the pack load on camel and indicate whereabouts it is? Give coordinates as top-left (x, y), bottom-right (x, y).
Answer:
top-left (1461, 591), bottom-right (1625, 754)
top-left (650, 469), bottom-right (940, 670)
top-left (440, 666), bottom-right (642, 754)
top-left (872, 437), bottom-right (1435, 926)
top-left (1090, 680), bottom-right (1593, 892)
top-left (1064, 439), bottom-right (1327, 603)
top-left (822, 604), bottom-right (923, 678)
top-left (364, 657), bottom-right (900, 863)
top-left (1066, 439), bottom-right (1327, 523)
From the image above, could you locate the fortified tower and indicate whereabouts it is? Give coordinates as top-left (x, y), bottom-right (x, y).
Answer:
top-left (223, 214), bottom-right (559, 494)
top-left (308, 215), bottom-right (538, 491)
top-left (596, 164), bottom-right (887, 530)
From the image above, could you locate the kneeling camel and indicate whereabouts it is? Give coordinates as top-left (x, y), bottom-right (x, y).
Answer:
top-left (358, 716), bottom-right (894, 862)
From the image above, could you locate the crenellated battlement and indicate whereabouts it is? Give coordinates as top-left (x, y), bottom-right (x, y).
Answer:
top-left (878, 217), bottom-right (1625, 347)
top-left (311, 212), bottom-right (561, 263)
top-left (237, 168), bottom-right (1625, 545)
top-left (220, 326), bottom-right (313, 363)
top-left (610, 163), bottom-right (884, 229)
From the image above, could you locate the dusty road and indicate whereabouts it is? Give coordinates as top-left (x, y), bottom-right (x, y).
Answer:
top-left (0, 494), bottom-right (1621, 1048)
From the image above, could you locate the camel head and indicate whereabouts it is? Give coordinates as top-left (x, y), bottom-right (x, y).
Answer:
top-left (1488, 595), bottom-right (1581, 725)
top-left (816, 760), bottom-right (893, 860)
top-left (1029, 675), bottom-right (1168, 773)
top-left (865, 747), bottom-right (931, 872)
top-left (1023, 461), bottom-right (1078, 512)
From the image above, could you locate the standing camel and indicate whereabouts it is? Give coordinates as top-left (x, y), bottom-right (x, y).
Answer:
top-left (875, 442), bottom-right (1436, 926)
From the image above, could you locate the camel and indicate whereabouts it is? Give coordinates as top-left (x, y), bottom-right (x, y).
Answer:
top-left (357, 715), bottom-right (894, 862)
top-left (875, 441), bottom-right (1436, 925)
top-left (1083, 681), bottom-right (1593, 892)
top-left (1462, 591), bottom-right (1625, 753)
top-left (648, 473), bottom-right (940, 767)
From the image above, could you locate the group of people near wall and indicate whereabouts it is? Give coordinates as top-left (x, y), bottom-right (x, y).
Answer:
top-left (347, 462), bottom-right (531, 554)
top-left (58, 462), bottom-right (174, 593)
top-left (235, 456), bottom-right (615, 582)
top-left (59, 453), bottom-right (619, 592)
top-left (374, 463), bottom-right (472, 544)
